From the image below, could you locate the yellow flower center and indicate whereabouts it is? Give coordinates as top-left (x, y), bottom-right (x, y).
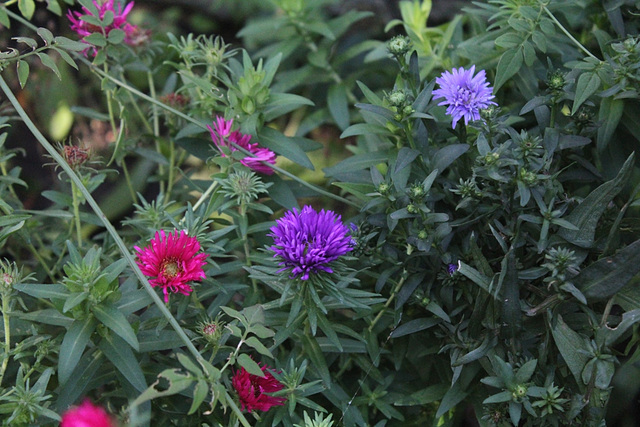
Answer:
top-left (162, 259), bottom-right (180, 278)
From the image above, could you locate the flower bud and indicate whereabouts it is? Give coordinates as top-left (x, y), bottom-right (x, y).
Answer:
top-left (387, 35), bottom-right (411, 56)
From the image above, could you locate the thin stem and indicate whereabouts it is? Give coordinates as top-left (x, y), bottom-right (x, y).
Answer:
top-left (543, 6), bottom-right (599, 61)
top-left (0, 294), bottom-right (10, 387)
top-left (70, 181), bottom-right (83, 247)
top-left (25, 242), bottom-right (55, 282)
top-left (121, 159), bottom-right (137, 203)
top-left (166, 138), bottom-right (176, 195)
top-left (146, 71), bottom-right (166, 194)
top-left (368, 273), bottom-right (406, 332)
top-left (193, 181), bottom-right (219, 212)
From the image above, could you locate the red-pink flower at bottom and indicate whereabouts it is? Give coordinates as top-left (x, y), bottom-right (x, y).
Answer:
top-left (61, 399), bottom-right (115, 427)
top-left (232, 365), bottom-right (286, 412)
top-left (134, 230), bottom-right (207, 303)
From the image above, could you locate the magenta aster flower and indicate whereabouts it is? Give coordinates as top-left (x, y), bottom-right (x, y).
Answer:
top-left (232, 365), bottom-right (286, 412)
top-left (432, 65), bottom-right (497, 128)
top-left (134, 230), bottom-right (207, 303)
top-left (207, 117), bottom-right (276, 175)
top-left (67, 0), bottom-right (138, 54)
top-left (61, 399), bottom-right (115, 427)
top-left (269, 206), bottom-right (354, 280)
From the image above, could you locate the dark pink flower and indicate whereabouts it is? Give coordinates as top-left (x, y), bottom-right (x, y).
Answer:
top-left (232, 365), bottom-right (286, 412)
top-left (67, 0), bottom-right (138, 54)
top-left (207, 117), bottom-right (276, 175)
top-left (60, 399), bottom-right (115, 427)
top-left (134, 230), bottom-right (207, 303)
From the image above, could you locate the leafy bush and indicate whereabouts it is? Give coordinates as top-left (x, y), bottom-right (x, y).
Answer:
top-left (1, 0), bottom-right (640, 426)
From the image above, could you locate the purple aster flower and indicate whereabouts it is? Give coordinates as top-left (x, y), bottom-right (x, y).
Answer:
top-left (207, 117), bottom-right (276, 175)
top-left (447, 263), bottom-right (458, 275)
top-left (432, 65), bottom-right (497, 128)
top-left (269, 206), bottom-right (354, 280)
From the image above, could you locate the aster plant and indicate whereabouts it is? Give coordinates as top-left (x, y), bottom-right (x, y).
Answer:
top-left (3, 0), bottom-right (640, 426)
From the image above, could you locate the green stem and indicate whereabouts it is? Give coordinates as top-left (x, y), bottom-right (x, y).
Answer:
top-left (368, 273), bottom-right (406, 332)
top-left (71, 180), bottom-right (83, 247)
top-left (25, 242), bottom-right (55, 282)
top-left (120, 159), bottom-right (137, 203)
top-left (146, 71), bottom-right (166, 194)
top-left (543, 6), bottom-right (599, 61)
top-left (193, 181), bottom-right (219, 212)
top-left (166, 138), bottom-right (176, 196)
top-left (0, 294), bottom-right (10, 387)
top-left (239, 203), bottom-right (258, 296)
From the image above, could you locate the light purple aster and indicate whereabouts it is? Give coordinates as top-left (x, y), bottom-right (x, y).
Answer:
top-left (447, 263), bottom-right (458, 275)
top-left (432, 65), bottom-right (497, 128)
top-left (269, 206), bottom-right (354, 280)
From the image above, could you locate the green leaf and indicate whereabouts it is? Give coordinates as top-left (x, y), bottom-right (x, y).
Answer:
top-left (558, 153), bottom-right (634, 247)
top-left (63, 292), bottom-right (88, 313)
top-left (55, 349), bottom-right (103, 412)
top-left (572, 72), bottom-right (601, 115)
top-left (188, 379), bottom-right (208, 415)
top-left (14, 308), bottom-right (73, 328)
top-left (0, 7), bottom-right (10, 27)
top-left (436, 382), bottom-right (468, 418)
top-left (245, 336), bottom-right (273, 358)
top-left (54, 36), bottom-right (88, 52)
top-left (92, 303), bottom-right (140, 351)
top-left (433, 144), bottom-right (468, 175)
top-left (107, 28), bottom-right (125, 44)
top-left (574, 238), bottom-right (640, 301)
top-left (391, 318), bottom-right (440, 338)
top-left (18, 0), bottom-right (35, 19)
top-left (602, 308), bottom-right (640, 347)
top-left (258, 127), bottom-right (315, 170)
top-left (597, 97), bottom-right (623, 152)
top-left (36, 52), bottom-right (61, 80)
top-left (500, 251), bottom-right (521, 339)
top-left (551, 315), bottom-right (590, 389)
top-left (302, 333), bottom-right (331, 386)
top-left (340, 123), bottom-right (391, 138)
top-left (237, 353), bottom-right (264, 377)
top-left (328, 84), bottom-right (350, 131)
top-left (133, 369), bottom-right (194, 407)
top-left (323, 151), bottom-right (388, 178)
top-left (495, 47), bottom-right (523, 91)
top-left (177, 352), bottom-right (203, 376)
top-left (84, 32), bottom-right (107, 47)
top-left (13, 283), bottom-right (69, 300)
top-left (37, 27), bottom-right (54, 45)
top-left (59, 317), bottom-right (97, 385)
top-left (264, 93), bottom-right (314, 121)
top-left (98, 333), bottom-right (147, 392)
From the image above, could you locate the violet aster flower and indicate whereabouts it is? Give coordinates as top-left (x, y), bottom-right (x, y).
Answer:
top-left (269, 206), bottom-right (354, 280)
top-left (232, 365), bottom-right (286, 412)
top-left (207, 117), bottom-right (276, 175)
top-left (67, 0), bottom-right (138, 55)
top-left (61, 399), bottom-right (115, 427)
top-left (134, 230), bottom-right (207, 303)
top-left (432, 65), bottom-right (497, 128)
top-left (447, 263), bottom-right (458, 275)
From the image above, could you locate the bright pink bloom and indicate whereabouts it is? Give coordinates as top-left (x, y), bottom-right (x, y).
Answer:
top-left (134, 230), bottom-right (207, 303)
top-left (60, 399), bottom-right (116, 427)
top-left (232, 365), bottom-right (286, 412)
top-left (67, 0), bottom-right (138, 54)
top-left (207, 117), bottom-right (276, 175)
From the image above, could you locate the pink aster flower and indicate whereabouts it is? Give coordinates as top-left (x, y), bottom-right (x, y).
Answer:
top-left (67, 0), bottom-right (138, 55)
top-left (134, 230), bottom-right (207, 303)
top-left (61, 399), bottom-right (116, 427)
top-left (232, 365), bottom-right (286, 412)
top-left (207, 117), bottom-right (276, 175)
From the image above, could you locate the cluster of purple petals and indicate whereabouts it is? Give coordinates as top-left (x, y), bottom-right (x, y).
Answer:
top-left (432, 65), bottom-right (496, 128)
top-left (207, 117), bottom-right (276, 175)
top-left (269, 206), bottom-right (354, 280)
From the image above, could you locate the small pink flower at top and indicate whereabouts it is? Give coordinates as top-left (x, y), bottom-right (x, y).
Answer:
top-left (232, 364), bottom-right (286, 412)
top-left (67, 0), bottom-right (138, 54)
top-left (207, 117), bottom-right (277, 175)
top-left (60, 399), bottom-right (116, 427)
top-left (134, 230), bottom-right (207, 303)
